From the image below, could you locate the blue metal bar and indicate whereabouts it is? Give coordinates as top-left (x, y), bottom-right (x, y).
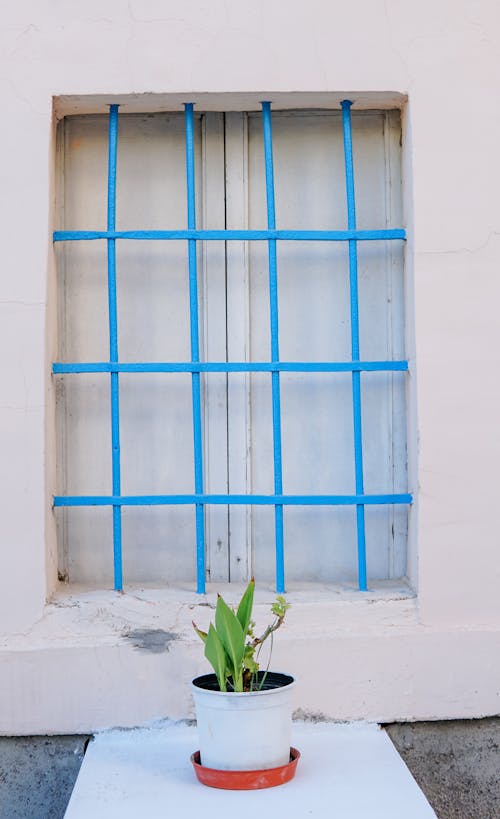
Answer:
top-left (53, 360), bottom-right (409, 374)
top-left (54, 492), bottom-right (413, 507)
top-left (106, 104), bottom-right (123, 592)
top-left (54, 228), bottom-right (406, 242)
top-left (262, 101), bottom-right (285, 594)
top-left (342, 100), bottom-right (368, 592)
top-left (185, 103), bottom-right (206, 594)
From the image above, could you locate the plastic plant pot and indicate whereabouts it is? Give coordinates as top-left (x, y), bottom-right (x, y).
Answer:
top-left (191, 672), bottom-right (295, 772)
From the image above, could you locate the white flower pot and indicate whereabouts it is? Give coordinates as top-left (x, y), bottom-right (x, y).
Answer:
top-left (192, 672), bottom-right (295, 771)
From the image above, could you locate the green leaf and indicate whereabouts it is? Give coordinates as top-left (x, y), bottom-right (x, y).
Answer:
top-left (271, 595), bottom-right (290, 618)
top-left (243, 644), bottom-right (259, 674)
top-left (204, 624), bottom-right (229, 692)
top-left (236, 578), bottom-right (255, 636)
top-left (215, 595), bottom-right (245, 691)
top-left (192, 621), bottom-right (208, 643)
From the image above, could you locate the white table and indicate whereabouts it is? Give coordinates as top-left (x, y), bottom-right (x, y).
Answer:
top-left (65, 721), bottom-right (437, 818)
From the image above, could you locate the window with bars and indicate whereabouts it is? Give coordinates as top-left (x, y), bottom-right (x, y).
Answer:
top-left (54, 101), bottom-right (411, 593)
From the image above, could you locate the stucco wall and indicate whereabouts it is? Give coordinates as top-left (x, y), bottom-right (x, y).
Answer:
top-left (0, 0), bottom-right (499, 732)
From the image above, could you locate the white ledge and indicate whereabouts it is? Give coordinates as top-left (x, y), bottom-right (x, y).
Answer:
top-left (64, 722), bottom-right (436, 818)
top-left (1, 581), bottom-right (417, 648)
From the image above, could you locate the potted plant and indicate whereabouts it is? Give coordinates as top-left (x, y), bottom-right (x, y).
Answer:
top-left (191, 578), bottom-right (299, 789)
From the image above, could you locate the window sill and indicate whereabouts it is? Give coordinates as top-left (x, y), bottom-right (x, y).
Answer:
top-left (0, 579), bottom-right (417, 650)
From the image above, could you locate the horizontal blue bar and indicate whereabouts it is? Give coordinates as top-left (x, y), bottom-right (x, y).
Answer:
top-left (54, 492), bottom-right (412, 507)
top-left (53, 360), bottom-right (408, 374)
top-left (53, 228), bottom-right (405, 243)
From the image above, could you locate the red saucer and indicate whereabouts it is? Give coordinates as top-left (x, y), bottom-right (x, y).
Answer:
top-left (190, 747), bottom-right (300, 790)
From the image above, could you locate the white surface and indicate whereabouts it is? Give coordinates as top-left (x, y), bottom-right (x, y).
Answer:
top-left (64, 722), bottom-right (436, 818)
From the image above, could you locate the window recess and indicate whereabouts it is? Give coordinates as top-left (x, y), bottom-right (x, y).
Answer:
top-left (54, 101), bottom-right (411, 593)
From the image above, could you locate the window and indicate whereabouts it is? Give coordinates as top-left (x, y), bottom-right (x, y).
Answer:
top-left (54, 101), bottom-right (410, 592)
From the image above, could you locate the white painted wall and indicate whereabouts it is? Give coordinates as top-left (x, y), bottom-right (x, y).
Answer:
top-left (0, 0), bottom-right (499, 731)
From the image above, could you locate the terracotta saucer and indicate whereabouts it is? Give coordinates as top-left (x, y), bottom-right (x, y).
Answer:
top-left (190, 747), bottom-right (300, 790)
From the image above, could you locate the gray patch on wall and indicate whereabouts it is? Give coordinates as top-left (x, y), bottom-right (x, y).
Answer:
top-left (293, 708), bottom-right (329, 723)
top-left (124, 629), bottom-right (179, 653)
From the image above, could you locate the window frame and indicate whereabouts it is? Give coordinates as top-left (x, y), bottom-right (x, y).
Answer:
top-left (53, 99), bottom-right (411, 594)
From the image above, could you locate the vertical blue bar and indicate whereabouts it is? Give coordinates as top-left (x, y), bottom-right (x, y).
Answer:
top-left (107, 104), bottom-right (123, 591)
top-left (262, 102), bottom-right (285, 594)
top-left (342, 100), bottom-right (367, 591)
top-left (184, 103), bottom-right (206, 594)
